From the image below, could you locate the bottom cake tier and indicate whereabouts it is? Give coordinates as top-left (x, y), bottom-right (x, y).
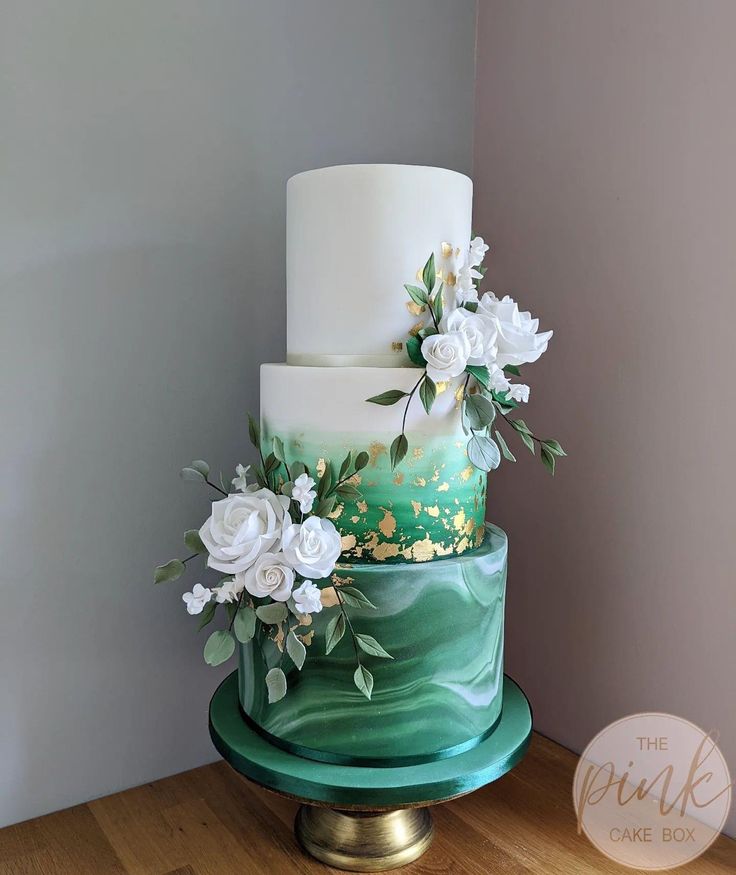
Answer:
top-left (238, 523), bottom-right (507, 766)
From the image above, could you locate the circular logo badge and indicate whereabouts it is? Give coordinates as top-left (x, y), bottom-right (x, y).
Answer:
top-left (573, 713), bottom-right (732, 870)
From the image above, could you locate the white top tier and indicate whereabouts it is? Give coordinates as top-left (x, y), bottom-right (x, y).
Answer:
top-left (286, 164), bottom-right (472, 366)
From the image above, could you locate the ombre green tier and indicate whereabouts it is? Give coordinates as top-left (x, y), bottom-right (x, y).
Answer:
top-left (238, 524), bottom-right (506, 766)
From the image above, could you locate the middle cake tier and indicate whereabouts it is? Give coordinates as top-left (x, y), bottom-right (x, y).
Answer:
top-left (261, 363), bottom-right (488, 563)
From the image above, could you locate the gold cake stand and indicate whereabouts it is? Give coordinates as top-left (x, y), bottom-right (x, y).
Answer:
top-left (210, 672), bottom-right (532, 871)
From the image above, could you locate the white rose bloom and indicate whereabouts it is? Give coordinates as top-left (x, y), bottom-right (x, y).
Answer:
top-left (292, 580), bottom-right (323, 615)
top-left (199, 489), bottom-right (289, 574)
top-left (420, 331), bottom-right (471, 383)
top-left (445, 308), bottom-right (498, 367)
top-left (281, 516), bottom-right (342, 580)
top-left (182, 583), bottom-right (212, 615)
top-left (507, 383), bottom-right (530, 404)
top-left (468, 236), bottom-right (490, 267)
top-left (231, 464), bottom-right (251, 492)
top-left (291, 473), bottom-right (317, 514)
top-left (240, 552), bottom-right (294, 601)
top-left (214, 577), bottom-right (244, 604)
top-left (477, 293), bottom-right (553, 368)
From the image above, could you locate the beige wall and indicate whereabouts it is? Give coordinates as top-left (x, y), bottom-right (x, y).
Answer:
top-left (474, 0), bottom-right (736, 835)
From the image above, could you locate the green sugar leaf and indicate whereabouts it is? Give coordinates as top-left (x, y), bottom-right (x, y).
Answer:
top-left (406, 335), bottom-right (426, 367)
top-left (542, 439), bottom-right (567, 457)
top-left (180, 466), bottom-right (205, 482)
top-left (338, 451), bottom-right (353, 480)
top-left (422, 252), bottom-right (436, 293)
top-left (463, 393), bottom-right (495, 430)
top-left (286, 631), bottom-right (307, 670)
top-left (466, 365), bottom-right (490, 389)
top-left (154, 559), bottom-right (185, 584)
top-left (467, 434), bottom-right (501, 472)
top-left (265, 667), bottom-right (287, 703)
top-left (314, 495), bottom-right (337, 518)
top-left (354, 451), bottom-right (370, 471)
top-left (190, 459), bottom-right (210, 476)
top-left (502, 364), bottom-right (522, 377)
top-left (247, 413), bottom-right (260, 450)
top-left (184, 529), bottom-right (206, 554)
top-left (197, 600), bottom-right (217, 630)
top-left (432, 284), bottom-right (444, 323)
top-left (519, 430), bottom-right (536, 455)
top-left (234, 605), bottom-right (257, 643)
top-left (325, 612), bottom-right (346, 654)
top-left (339, 587), bottom-right (377, 610)
top-left (203, 630), bottom-right (235, 666)
top-left (355, 633), bottom-right (393, 660)
top-left (272, 435), bottom-right (286, 463)
top-left (390, 434), bottom-right (408, 470)
top-left (256, 602), bottom-right (288, 624)
top-left (336, 484), bottom-right (361, 501)
top-left (495, 430), bottom-right (516, 463)
top-left (365, 389), bottom-right (409, 406)
top-left (541, 445), bottom-right (556, 475)
top-left (419, 375), bottom-right (437, 415)
top-left (404, 284), bottom-right (428, 306)
top-left (353, 664), bottom-right (374, 700)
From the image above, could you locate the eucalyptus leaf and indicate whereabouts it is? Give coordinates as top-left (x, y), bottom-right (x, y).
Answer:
top-left (466, 365), bottom-right (490, 389)
top-left (314, 495), bottom-right (338, 518)
top-left (247, 413), bottom-right (260, 450)
top-left (184, 529), bottom-right (206, 554)
top-left (390, 434), bottom-right (408, 470)
top-left (354, 451), bottom-right (370, 471)
top-left (339, 587), bottom-right (378, 610)
top-left (406, 335), bottom-right (426, 367)
top-left (197, 600), bottom-right (217, 630)
top-left (234, 605), bottom-right (257, 643)
top-left (495, 430), bottom-right (516, 463)
top-left (419, 375), bottom-right (436, 415)
top-left (286, 631), bottom-right (307, 670)
top-left (265, 667), bottom-right (287, 703)
top-left (404, 284), bottom-right (428, 306)
top-left (281, 481), bottom-right (294, 498)
top-left (256, 602), bottom-right (288, 624)
top-left (190, 459), bottom-right (210, 476)
top-left (422, 252), bottom-right (436, 293)
top-left (365, 389), bottom-right (408, 406)
top-left (542, 439), bottom-right (566, 457)
top-left (203, 630), bottom-right (235, 666)
top-left (180, 466), bottom-right (205, 482)
top-left (467, 434), bottom-right (501, 472)
top-left (325, 613), bottom-right (346, 654)
top-left (154, 559), bottom-right (185, 584)
top-left (541, 444), bottom-right (556, 475)
top-left (355, 633), bottom-right (393, 659)
top-left (291, 460), bottom-right (308, 479)
top-left (463, 393), bottom-right (495, 430)
top-left (272, 435), bottom-right (286, 463)
top-left (353, 664), bottom-right (374, 700)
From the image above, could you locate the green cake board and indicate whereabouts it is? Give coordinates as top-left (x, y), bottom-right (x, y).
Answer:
top-left (209, 671), bottom-right (532, 809)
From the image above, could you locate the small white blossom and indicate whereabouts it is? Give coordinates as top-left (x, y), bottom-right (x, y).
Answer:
top-left (214, 577), bottom-right (244, 604)
top-left (291, 473), bottom-right (317, 514)
top-left (231, 464), bottom-right (251, 492)
top-left (468, 236), bottom-right (490, 268)
top-left (292, 580), bottom-right (323, 615)
top-left (455, 264), bottom-right (480, 306)
top-left (507, 383), bottom-right (530, 404)
top-left (182, 583), bottom-right (212, 615)
top-left (487, 364), bottom-right (511, 394)
top-left (420, 331), bottom-right (471, 383)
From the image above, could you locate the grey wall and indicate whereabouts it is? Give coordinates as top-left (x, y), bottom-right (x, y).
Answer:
top-left (474, 0), bottom-right (736, 836)
top-left (0, 0), bottom-right (477, 827)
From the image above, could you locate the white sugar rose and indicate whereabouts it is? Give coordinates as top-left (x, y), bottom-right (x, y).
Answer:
top-left (182, 583), bottom-right (212, 615)
top-left (291, 473), bottom-right (317, 514)
top-left (507, 383), bottom-right (530, 403)
top-left (239, 552), bottom-right (294, 601)
top-left (199, 489), bottom-right (289, 574)
top-left (477, 293), bottom-right (553, 368)
top-left (445, 308), bottom-right (498, 366)
top-left (281, 516), bottom-right (342, 580)
top-left (420, 331), bottom-right (471, 383)
top-left (292, 580), bottom-right (323, 615)
top-left (214, 577), bottom-right (244, 604)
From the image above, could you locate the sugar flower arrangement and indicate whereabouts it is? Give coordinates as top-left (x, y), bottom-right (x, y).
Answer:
top-left (368, 237), bottom-right (566, 474)
top-left (154, 420), bottom-right (391, 703)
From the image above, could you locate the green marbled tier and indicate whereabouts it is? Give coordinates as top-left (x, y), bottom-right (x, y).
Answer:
top-left (238, 524), bottom-right (506, 765)
top-left (264, 428), bottom-right (487, 563)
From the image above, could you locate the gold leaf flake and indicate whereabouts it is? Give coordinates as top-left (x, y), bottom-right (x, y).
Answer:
top-left (460, 465), bottom-right (474, 481)
top-left (357, 500), bottom-right (368, 514)
top-left (320, 586), bottom-right (340, 608)
top-left (413, 447), bottom-right (424, 460)
top-left (425, 504), bottom-right (440, 518)
top-left (273, 625), bottom-right (285, 652)
top-left (464, 518), bottom-right (476, 536)
top-left (411, 500), bottom-right (422, 518)
top-left (445, 271), bottom-right (457, 287)
top-left (453, 509), bottom-right (466, 533)
top-left (435, 381), bottom-right (449, 395)
top-left (409, 321), bottom-right (425, 337)
top-left (457, 536), bottom-right (470, 553)
top-left (351, 515), bottom-right (360, 524)
top-left (391, 341), bottom-right (403, 352)
top-left (437, 482), bottom-right (450, 492)
top-left (454, 385), bottom-right (465, 403)
top-left (329, 503), bottom-right (344, 520)
top-left (406, 300), bottom-right (426, 316)
top-left (393, 471), bottom-right (404, 485)
top-left (316, 458), bottom-right (327, 478)
top-left (414, 476), bottom-right (426, 487)
top-left (331, 573), bottom-right (354, 587)
top-left (410, 536), bottom-right (436, 562)
top-left (431, 467), bottom-right (441, 482)
top-left (347, 473), bottom-right (362, 486)
top-left (454, 247), bottom-right (461, 258)
top-left (300, 630), bottom-right (315, 646)
top-left (441, 241), bottom-right (453, 258)
top-left (416, 268), bottom-right (423, 282)
top-left (340, 533), bottom-right (356, 552)
top-left (368, 442), bottom-right (387, 466)
top-left (378, 508), bottom-right (397, 538)
top-left (372, 541), bottom-right (401, 561)
top-left (475, 524), bottom-right (485, 547)
top-left (435, 542), bottom-right (454, 557)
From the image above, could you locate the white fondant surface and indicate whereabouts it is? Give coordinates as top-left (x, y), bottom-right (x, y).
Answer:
top-left (287, 164), bottom-right (472, 365)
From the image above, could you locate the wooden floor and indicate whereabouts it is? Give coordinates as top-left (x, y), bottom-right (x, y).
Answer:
top-left (0, 733), bottom-right (733, 874)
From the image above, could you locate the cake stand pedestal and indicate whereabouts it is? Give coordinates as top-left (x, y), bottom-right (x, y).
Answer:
top-left (209, 671), bottom-right (532, 871)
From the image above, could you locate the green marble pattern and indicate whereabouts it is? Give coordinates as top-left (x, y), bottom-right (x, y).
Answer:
top-left (238, 524), bottom-right (506, 765)
top-left (262, 426), bottom-right (487, 563)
